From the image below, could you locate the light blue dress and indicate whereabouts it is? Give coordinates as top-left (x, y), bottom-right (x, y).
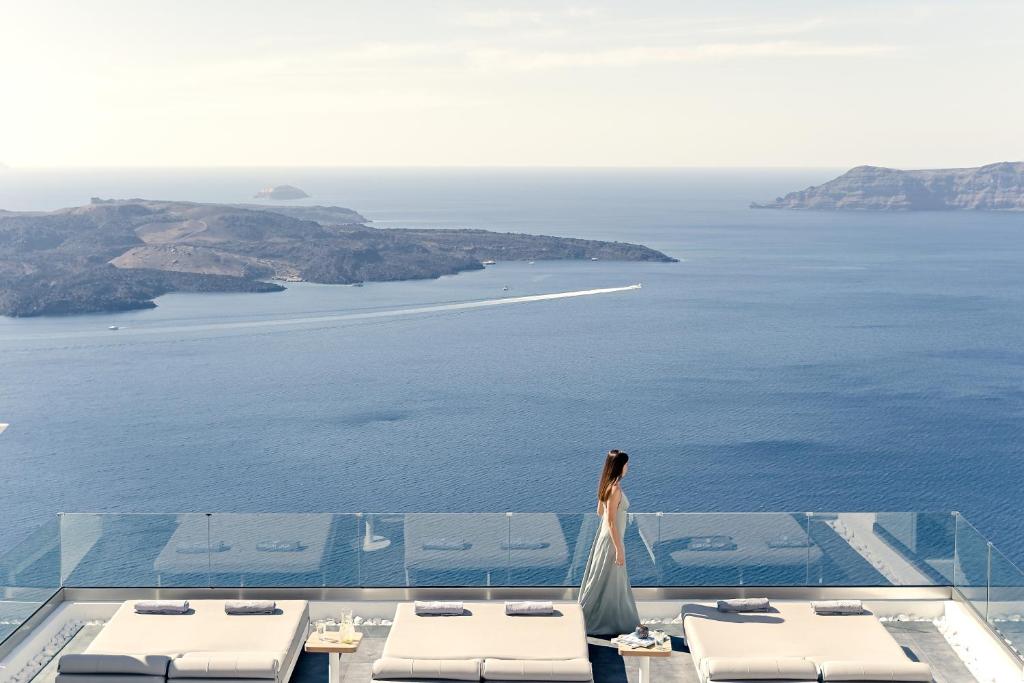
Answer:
top-left (577, 489), bottom-right (640, 635)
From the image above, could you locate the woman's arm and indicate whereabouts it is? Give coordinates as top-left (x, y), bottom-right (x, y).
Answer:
top-left (604, 486), bottom-right (625, 566)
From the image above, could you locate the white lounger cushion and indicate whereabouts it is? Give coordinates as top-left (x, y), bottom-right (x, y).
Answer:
top-left (59, 653), bottom-right (172, 676)
top-left (703, 657), bottom-right (818, 681)
top-left (372, 657), bottom-right (482, 680)
top-left (169, 652), bottom-right (280, 679)
top-left (482, 658), bottom-right (592, 681)
top-left (382, 603), bottom-right (588, 661)
top-left (88, 600), bottom-right (307, 658)
top-left (820, 660), bottom-right (933, 682)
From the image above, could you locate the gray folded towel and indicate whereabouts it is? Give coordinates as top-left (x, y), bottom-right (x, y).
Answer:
top-left (225, 600), bottom-right (277, 614)
top-left (256, 541), bottom-right (306, 552)
top-left (414, 600), bottom-right (464, 616)
top-left (716, 598), bottom-right (770, 613)
top-left (811, 599), bottom-right (864, 615)
top-left (501, 539), bottom-right (551, 550)
top-left (505, 600), bottom-right (554, 615)
top-left (422, 539), bottom-right (471, 551)
top-left (176, 541), bottom-right (230, 554)
top-left (135, 600), bottom-right (190, 614)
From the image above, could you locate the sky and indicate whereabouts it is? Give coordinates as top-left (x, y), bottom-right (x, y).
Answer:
top-left (0, 0), bottom-right (1022, 168)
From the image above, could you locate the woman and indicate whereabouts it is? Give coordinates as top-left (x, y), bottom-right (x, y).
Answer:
top-left (577, 449), bottom-right (640, 636)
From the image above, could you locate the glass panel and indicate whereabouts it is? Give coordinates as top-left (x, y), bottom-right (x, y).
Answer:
top-left (954, 515), bottom-right (990, 619)
top-left (0, 517), bottom-right (60, 644)
top-left (639, 513), bottom-right (812, 586)
top-left (62, 513), bottom-right (203, 587)
top-left (807, 512), bottom-right (954, 586)
top-left (988, 545), bottom-right (1024, 658)
top-left (505, 513), bottom-right (579, 586)
top-left (358, 513), bottom-right (407, 587)
top-left (207, 513), bottom-right (354, 588)
top-left (393, 513), bottom-right (511, 587)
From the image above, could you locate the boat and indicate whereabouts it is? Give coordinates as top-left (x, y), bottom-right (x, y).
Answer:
top-left (502, 286), bottom-right (509, 291)
top-left (591, 257), bottom-right (599, 261)
top-left (481, 259), bottom-right (497, 266)
top-left (352, 282), bottom-right (364, 287)
top-left (108, 325), bottom-right (120, 331)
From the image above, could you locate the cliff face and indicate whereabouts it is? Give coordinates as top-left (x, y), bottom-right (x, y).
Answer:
top-left (752, 162), bottom-right (1024, 211)
top-left (0, 198), bottom-right (676, 316)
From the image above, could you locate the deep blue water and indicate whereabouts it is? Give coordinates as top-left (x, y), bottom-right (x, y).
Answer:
top-left (1, 168), bottom-right (1023, 566)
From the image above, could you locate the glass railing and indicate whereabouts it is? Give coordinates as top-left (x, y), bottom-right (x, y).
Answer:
top-left (954, 514), bottom-right (1024, 658)
top-left (0, 511), bottom-right (1021, 657)
top-left (51, 511), bottom-right (963, 589)
top-left (0, 517), bottom-right (61, 643)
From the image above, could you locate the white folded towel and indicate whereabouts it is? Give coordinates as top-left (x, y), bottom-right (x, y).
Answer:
top-left (811, 599), bottom-right (864, 615)
top-left (414, 600), bottom-right (464, 616)
top-left (225, 600), bottom-right (277, 614)
top-left (716, 598), bottom-right (770, 613)
top-left (505, 600), bottom-right (554, 615)
top-left (135, 600), bottom-right (190, 614)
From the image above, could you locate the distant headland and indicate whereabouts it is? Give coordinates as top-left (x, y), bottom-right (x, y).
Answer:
top-left (253, 185), bottom-right (309, 200)
top-left (0, 198), bottom-right (676, 317)
top-left (752, 162), bottom-right (1024, 211)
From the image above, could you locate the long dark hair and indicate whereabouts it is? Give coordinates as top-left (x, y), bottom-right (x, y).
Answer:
top-left (597, 449), bottom-right (629, 502)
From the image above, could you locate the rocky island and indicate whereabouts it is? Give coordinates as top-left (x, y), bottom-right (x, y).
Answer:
top-left (253, 185), bottom-right (309, 200)
top-left (752, 162), bottom-right (1024, 211)
top-left (0, 198), bottom-right (676, 316)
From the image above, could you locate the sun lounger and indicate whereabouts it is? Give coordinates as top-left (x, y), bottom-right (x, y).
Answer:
top-left (682, 601), bottom-right (931, 682)
top-left (372, 602), bottom-right (592, 682)
top-left (57, 599), bottom-right (308, 683)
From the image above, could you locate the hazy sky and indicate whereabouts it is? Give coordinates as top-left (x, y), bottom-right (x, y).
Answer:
top-left (1, 1), bottom-right (1021, 168)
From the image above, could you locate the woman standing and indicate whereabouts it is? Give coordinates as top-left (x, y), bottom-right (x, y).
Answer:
top-left (577, 449), bottom-right (640, 635)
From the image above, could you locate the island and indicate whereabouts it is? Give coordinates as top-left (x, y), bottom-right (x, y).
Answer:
top-left (751, 162), bottom-right (1024, 211)
top-left (253, 185), bottom-right (309, 200)
top-left (0, 198), bottom-right (676, 316)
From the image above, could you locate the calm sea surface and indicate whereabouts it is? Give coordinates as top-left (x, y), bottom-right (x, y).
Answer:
top-left (1, 168), bottom-right (1022, 562)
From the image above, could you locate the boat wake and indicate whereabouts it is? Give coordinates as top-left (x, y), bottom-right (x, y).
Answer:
top-left (0, 284), bottom-right (642, 342)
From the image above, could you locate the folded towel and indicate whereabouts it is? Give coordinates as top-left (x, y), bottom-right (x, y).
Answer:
top-left (659, 536), bottom-right (737, 553)
top-left (175, 541), bottom-right (230, 554)
top-left (811, 599), bottom-right (864, 615)
top-left (505, 600), bottom-right (553, 615)
top-left (225, 600), bottom-right (277, 614)
top-left (501, 539), bottom-right (551, 550)
top-left (256, 540), bottom-right (306, 552)
top-left (716, 598), bottom-right (770, 613)
top-left (414, 601), bottom-right (464, 616)
top-left (422, 539), bottom-right (471, 551)
top-left (135, 600), bottom-right (190, 614)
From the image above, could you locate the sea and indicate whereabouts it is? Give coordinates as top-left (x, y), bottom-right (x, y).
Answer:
top-left (1, 167), bottom-right (1023, 566)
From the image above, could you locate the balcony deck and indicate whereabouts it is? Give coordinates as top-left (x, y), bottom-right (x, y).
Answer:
top-left (2, 511), bottom-right (1022, 683)
top-left (25, 613), bottom-right (979, 683)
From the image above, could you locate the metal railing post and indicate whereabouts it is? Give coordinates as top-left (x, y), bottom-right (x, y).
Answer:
top-left (57, 512), bottom-right (64, 588)
top-left (986, 541), bottom-right (993, 622)
top-left (952, 511), bottom-right (960, 589)
top-left (804, 512), bottom-right (813, 586)
top-left (656, 512), bottom-right (664, 585)
top-left (206, 513), bottom-right (213, 589)
top-left (506, 512), bottom-right (513, 586)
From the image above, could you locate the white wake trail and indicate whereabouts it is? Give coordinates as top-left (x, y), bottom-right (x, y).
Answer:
top-left (1, 284), bottom-right (642, 342)
top-left (161, 283), bottom-right (643, 333)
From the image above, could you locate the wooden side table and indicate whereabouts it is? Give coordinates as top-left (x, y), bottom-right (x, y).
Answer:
top-left (305, 631), bottom-right (363, 683)
top-left (614, 637), bottom-right (672, 683)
